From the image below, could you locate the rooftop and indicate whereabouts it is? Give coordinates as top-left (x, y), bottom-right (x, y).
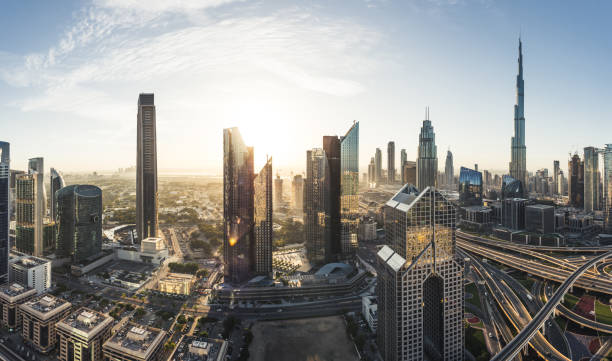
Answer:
top-left (57, 308), bottom-right (113, 339)
top-left (172, 337), bottom-right (227, 361)
top-left (10, 254), bottom-right (49, 269)
top-left (21, 294), bottom-right (71, 318)
top-left (104, 322), bottom-right (166, 359)
top-left (526, 204), bottom-right (554, 210)
top-left (0, 283), bottom-right (35, 298)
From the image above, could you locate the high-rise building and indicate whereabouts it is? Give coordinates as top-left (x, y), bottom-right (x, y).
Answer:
top-left (603, 145), bottom-right (612, 233)
top-left (291, 174), bottom-right (304, 213)
top-left (525, 204), bottom-right (555, 234)
top-left (378, 185), bottom-right (463, 361)
top-left (16, 158), bottom-right (45, 256)
top-left (254, 158), bottom-right (272, 277)
top-left (568, 153), bottom-right (584, 208)
top-left (584, 146), bottom-right (600, 213)
top-left (304, 148), bottom-right (326, 264)
top-left (444, 150), bottom-right (454, 188)
top-left (502, 198), bottom-right (527, 230)
top-left (9, 252), bottom-right (52, 294)
top-left (49, 168), bottom-right (65, 222)
top-left (387, 141), bottom-right (395, 184)
top-left (223, 127), bottom-right (254, 283)
top-left (0, 142), bottom-right (9, 284)
top-left (274, 174), bottom-right (283, 209)
top-left (416, 108), bottom-right (438, 190)
top-left (400, 149), bottom-right (407, 184)
top-left (136, 93), bottom-right (158, 241)
top-left (458, 167), bottom-right (483, 206)
top-left (103, 322), bottom-right (166, 361)
top-left (56, 307), bottom-right (113, 361)
top-left (56, 185), bottom-right (103, 263)
top-left (368, 157), bottom-right (376, 186)
top-left (402, 161), bottom-right (417, 185)
top-left (553, 160), bottom-right (560, 195)
top-left (323, 136), bottom-right (341, 263)
top-left (501, 175), bottom-right (524, 199)
top-left (375, 148), bottom-right (382, 184)
top-left (340, 122), bottom-right (359, 256)
top-left (509, 39), bottom-right (527, 188)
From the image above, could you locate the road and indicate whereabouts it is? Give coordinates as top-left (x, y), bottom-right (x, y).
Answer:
top-left (590, 337), bottom-right (612, 361)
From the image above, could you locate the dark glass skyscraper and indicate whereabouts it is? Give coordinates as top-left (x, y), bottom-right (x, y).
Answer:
top-left (223, 127), bottom-right (254, 283)
top-left (304, 149), bottom-right (326, 264)
top-left (340, 122), bottom-right (359, 256)
top-left (603, 145), bottom-right (612, 232)
top-left (458, 167), bottom-right (483, 206)
top-left (400, 149), bottom-right (407, 184)
top-left (501, 175), bottom-right (524, 199)
top-left (323, 136), bottom-right (341, 263)
top-left (387, 141), bottom-right (395, 184)
top-left (254, 157), bottom-right (272, 277)
top-left (583, 146), bottom-right (600, 212)
top-left (56, 185), bottom-right (102, 263)
top-left (16, 158), bottom-right (45, 256)
top-left (375, 148), bottom-right (382, 185)
top-left (50, 168), bottom-right (65, 222)
top-left (136, 93), bottom-right (158, 241)
top-left (510, 39), bottom-right (527, 188)
top-left (0, 142), bottom-right (9, 284)
top-left (568, 153), bottom-right (584, 208)
top-left (416, 109), bottom-right (438, 190)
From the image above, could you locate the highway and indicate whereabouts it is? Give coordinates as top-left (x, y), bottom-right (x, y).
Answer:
top-left (457, 231), bottom-right (612, 253)
top-left (590, 338), bottom-right (612, 361)
top-left (490, 250), bottom-right (612, 361)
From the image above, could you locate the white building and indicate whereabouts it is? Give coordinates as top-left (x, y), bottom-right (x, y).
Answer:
top-left (9, 252), bottom-right (51, 294)
top-left (362, 295), bottom-right (378, 333)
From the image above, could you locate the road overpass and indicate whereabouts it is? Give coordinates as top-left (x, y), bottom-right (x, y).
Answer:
top-left (458, 231), bottom-right (612, 253)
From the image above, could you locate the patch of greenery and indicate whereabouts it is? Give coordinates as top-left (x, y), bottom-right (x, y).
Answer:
top-left (168, 262), bottom-right (199, 275)
top-left (563, 294), bottom-right (580, 310)
top-left (465, 325), bottom-right (490, 361)
top-left (595, 300), bottom-right (612, 325)
top-left (465, 282), bottom-right (482, 309)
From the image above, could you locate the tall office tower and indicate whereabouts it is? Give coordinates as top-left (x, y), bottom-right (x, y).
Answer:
top-left (368, 157), bottom-right (376, 185)
top-left (501, 175), bottom-right (524, 199)
top-left (400, 149), bottom-right (407, 184)
top-left (444, 150), bottom-right (454, 187)
top-left (603, 145), bottom-right (612, 232)
top-left (402, 161), bottom-right (417, 185)
top-left (375, 148), bottom-right (382, 184)
top-left (584, 146), bottom-right (600, 212)
top-left (323, 136), bottom-right (341, 263)
top-left (483, 170), bottom-right (491, 189)
top-left (304, 148), bottom-right (326, 264)
top-left (458, 167), bottom-right (483, 206)
top-left (9, 170), bottom-right (25, 220)
top-left (340, 122), bottom-right (359, 256)
top-left (0, 142), bottom-right (9, 284)
top-left (254, 158), bottom-right (272, 277)
top-left (568, 153), bottom-right (584, 208)
top-left (49, 168), bottom-right (65, 222)
top-left (387, 141), bottom-right (396, 184)
top-left (509, 39), bottom-right (527, 188)
top-left (553, 160), bottom-right (560, 195)
top-left (274, 174), bottom-right (283, 209)
top-left (558, 170), bottom-right (565, 195)
top-left (291, 174), bottom-right (304, 213)
top-left (56, 185), bottom-right (102, 263)
top-left (223, 127), bottom-right (254, 283)
top-left (378, 185), bottom-right (463, 361)
top-left (416, 108), bottom-right (438, 190)
top-left (16, 158), bottom-right (45, 256)
top-left (136, 93), bottom-right (158, 241)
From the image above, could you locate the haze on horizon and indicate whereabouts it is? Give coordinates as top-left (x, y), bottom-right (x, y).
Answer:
top-left (1, 0), bottom-right (611, 177)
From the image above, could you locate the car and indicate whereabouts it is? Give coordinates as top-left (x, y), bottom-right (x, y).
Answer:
top-left (277, 309), bottom-right (283, 312)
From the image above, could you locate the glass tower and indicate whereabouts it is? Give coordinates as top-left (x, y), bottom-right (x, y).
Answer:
top-left (416, 108), bottom-right (438, 190)
top-left (568, 153), bottom-right (584, 208)
top-left (583, 146), bottom-right (600, 213)
top-left (136, 93), bottom-right (159, 241)
top-left (223, 127), bottom-right (254, 283)
top-left (375, 148), bottom-right (382, 185)
top-left (56, 185), bottom-right (103, 263)
top-left (445, 150), bottom-right (454, 187)
top-left (50, 168), bottom-right (65, 222)
top-left (340, 122), bottom-right (359, 256)
top-left (254, 157), bottom-right (273, 277)
top-left (387, 141), bottom-right (395, 184)
top-left (16, 158), bottom-right (45, 256)
top-left (304, 148), bottom-right (326, 264)
top-left (458, 167), bottom-right (483, 206)
top-left (378, 185), bottom-right (463, 361)
top-left (510, 38), bottom-right (527, 188)
top-left (603, 145), bottom-right (612, 232)
top-left (323, 135), bottom-right (341, 263)
top-left (0, 142), bottom-right (9, 284)
top-left (501, 175), bottom-right (524, 199)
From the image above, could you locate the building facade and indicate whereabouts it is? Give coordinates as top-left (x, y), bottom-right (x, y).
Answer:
top-left (56, 308), bottom-right (113, 361)
top-left (604, 145), bottom-right (612, 232)
top-left (402, 161), bottom-right (417, 186)
top-left (9, 252), bottom-right (52, 294)
top-left (20, 295), bottom-right (72, 354)
top-left (103, 322), bottom-right (166, 361)
top-left (416, 109), bottom-right (438, 190)
top-left (525, 204), bottom-right (555, 234)
top-left (274, 174), bottom-right (283, 209)
top-left (254, 158), bottom-right (273, 277)
top-left (584, 146), bottom-right (600, 213)
top-left (304, 149), bottom-right (326, 264)
top-left (340, 122), bottom-right (359, 257)
top-left (291, 174), bottom-right (304, 214)
top-left (458, 167), bottom-right (483, 206)
top-left (50, 168), bottom-right (65, 222)
top-left (378, 185), bottom-right (463, 361)
top-left (56, 185), bottom-right (103, 263)
top-left (445, 150), bottom-right (454, 188)
top-left (400, 149), bottom-right (407, 185)
top-left (16, 158), bottom-right (45, 256)
top-left (509, 39), bottom-right (527, 188)
top-left (0, 142), bottom-right (9, 284)
top-left (323, 136), bottom-right (342, 262)
top-left (0, 283), bottom-right (36, 330)
top-left (568, 153), bottom-right (584, 208)
top-left (375, 148), bottom-right (382, 185)
top-left (387, 141), bottom-right (395, 184)
top-left (136, 93), bottom-right (159, 241)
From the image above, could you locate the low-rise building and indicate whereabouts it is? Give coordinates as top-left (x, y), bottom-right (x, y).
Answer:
top-left (502, 198), bottom-right (528, 230)
top-left (140, 237), bottom-right (166, 254)
top-left (525, 204), bottom-right (555, 234)
top-left (170, 336), bottom-right (228, 361)
top-left (103, 322), bottom-right (167, 361)
top-left (0, 283), bottom-right (37, 330)
top-left (56, 308), bottom-right (114, 361)
top-left (9, 252), bottom-right (52, 294)
top-left (158, 273), bottom-right (195, 295)
top-left (20, 294), bottom-right (72, 353)
top-left (361, 295), bottom-right (377, 333)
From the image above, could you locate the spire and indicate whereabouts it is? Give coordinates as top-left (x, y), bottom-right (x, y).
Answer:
top-left (518, 37), bottom-right (523, 77)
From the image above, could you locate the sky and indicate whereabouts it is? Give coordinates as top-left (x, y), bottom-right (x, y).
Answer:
top-left (1, 0), bottom-right (611, 176)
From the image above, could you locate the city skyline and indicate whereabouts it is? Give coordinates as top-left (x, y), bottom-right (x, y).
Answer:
top-left (1, 1), bottom-right (612, 176)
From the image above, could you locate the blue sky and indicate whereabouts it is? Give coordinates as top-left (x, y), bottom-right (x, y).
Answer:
top-left (1, 0), bottom-right (611, 176)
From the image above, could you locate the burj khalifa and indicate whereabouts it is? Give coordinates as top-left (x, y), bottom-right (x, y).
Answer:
top-left (510, 38), bottom-right (527, 188)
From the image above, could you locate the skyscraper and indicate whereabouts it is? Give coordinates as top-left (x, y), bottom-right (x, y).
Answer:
top-left (274, 174), bottom-right (283, 209)
top-left (291, 174), bottom-right (304, 214)
top-left (387, 141), bottom-right (395, 184)
top-left (603, 144), bottom-right (612, 233)
top-left (56, 185), bottom-right (103, 263)
top-left (254, 157), bottom-right (273, 277)
top-left (400, 149), bottom-right (407, 184)
top-left (323, 136), bottom-right (341, 263)
top-left (445, 150), bottom-right (454, 187)
top-left (584, 146), bottom-right (600, 213)
top-left (304, 148), bottom-right (326, 264)
top-left (553, 160), bottom-right (560, 195)
top-left (402, 161), bottom-right (417, 185)
top-left (375, 148), bottom-right (382, 185)
top-left (568, 153), bottom-right (584, 208)
top-left (49, 168), bottom-right (65, 222)
top-left (16, 158), bottom-right (45, 256)
top-left (378, 185), bottom-right (463, 361)
top-left (416, 108), bottom-right (438, 190)
top-left (136, 93), bottom-right (159, 241)
top-left (509, 39), bottom-right (527, 188)
top-left (223, 127), bottom-right (254, 283)
top-left (0, 142), bottom-right (9, 284)
top-left (458, 166), bottom-right (483, 206)
top-left (340, 122), bottom-right (359, 256)
top-left (368, 157), bottom-right (376, 185)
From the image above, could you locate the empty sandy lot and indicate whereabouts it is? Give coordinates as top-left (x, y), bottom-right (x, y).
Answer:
top-left (249, 316), bottom-right (359, 361)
